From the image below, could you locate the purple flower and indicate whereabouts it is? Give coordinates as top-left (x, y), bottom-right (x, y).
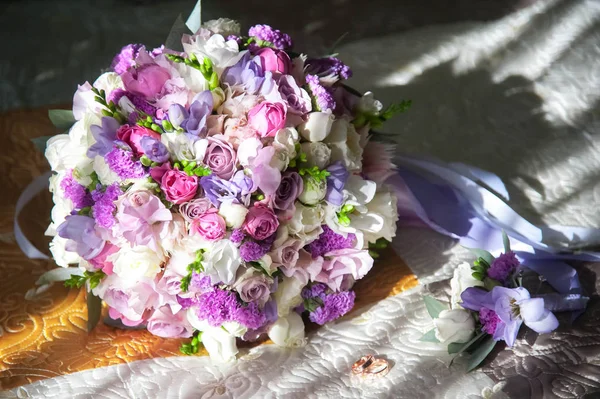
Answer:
top-left (273, 171), bottom-right (303, 211)
top-left (240, 241), bottom-right (268, 262)
top-left (235, 302), bottom-right (267, 329)
top-left (306, 74), bottom-right (336, 112)
top-left (190, 273), bottom-right (213, 292)
top-left (87, 117), bottom-right (121, 158)
top-left (248, 24), bottom-right (293, 50)
top-left (104, 147), bottom-right (146, 179)
top-left (309, 290), bottom-right (356, 325)
top-left (91, 183), bottom-right (121, 229)
top-left (108, 89), bottom-right (157, 122)
top-left (60, 170), bottom-right (92, 209)
top-left (305, 57), bottom-right (352, 81)
top-left (461, 286), bottom-right (559, 347)
top-left (278, 75), bottom-right (312, 115)
top-left (233, 269), bottom-right (272, 306)
top-left (57, 215), bottom-right (105, 259)
top-left (325, 161), bottom-right (349, 206)
top-left (111, 44), bottom-right (143, 75)
top-left (140, 136), bottom-right (169, 163)
top-left (200, 174), bottom-right (241, 206)
top-left (204, 136), bottom-right (237, 180)
top-left (488, 251), bottom-right (519, 282)
top-left (301, 283), bottom-right (328, 299)
top-left (307, 225), bottom-right (356, 258)
top-left (122, 63), bottom-right (171, 100)
top-left (222, 52), bottom-right (273, 95)
top-left (231, 170), bottom-right (257, 205)
top-left (194, 287), bottom-right (267, 329)
top-left (180, 91), bottom-right (213, 137)
top-left (230, 228), bottom-right (246, 244)
top-left (479, 308), bottom-right (501, 335)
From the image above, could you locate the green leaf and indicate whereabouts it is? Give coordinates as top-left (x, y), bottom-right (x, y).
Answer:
top-left (36, 267), bottom-right (84, 286)
top-left (423, 295), bottom-right (448, 319)
top-left (502, 231), bottom-right (511, 253)
top-left (48, 109), bottom-right (76, 130)
top-left (419, 328), bottom-right (440, 343)
top-left (448, 332), bottom-right (485, 367)
top-left (466, 336), bottom-right (497, 372)
top-left (483, 277), bottom-right (502, 291)
top-left (64, 275), bottom-right (87, 289)
top-left (31, 135), bottom-right (55, 153)
top-left (464, 247), bottom-right (495, 265)
top-left (87, 290), bottom-right (102, 332)
top-left (447, 342), bottom-right (464, 354)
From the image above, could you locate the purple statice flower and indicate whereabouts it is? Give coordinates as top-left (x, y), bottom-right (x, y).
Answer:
top-left (108, 89), bottom-right (157, 121)
top-left (235, 302), bottom-right (267, 330)
top-left (91, 183), bottom-right (121, 229)
top-left (105, 147), bottom-right (146, 180)
top-left (307, 225), bottom-right (356, 258)
top-left (222, 52), bottom-right (273, 95)
top-left (200, 174), bottom-right (241, 206)
top-left (309, 290), bottom-right (356, 325)
top-left (240, 241), bottom-right (266, 262)
top-left (60, 170), bottom-right (92, 209)
top-left (305, 57), bottom-right (352, 81)
top-left (325, 161), bottom-right (349, 206)
top-left (57, 215), bottom-right (105, 259)
top-left (111, 43), bottom-right (143, 75)
top-left (230, 228), bottom-right (246, 244)
top-left (248, 24), bottom-right (292, 50)
top-left (305, 74), bottom-right (336, 112)
top-left (179, 91), bottom-right (213, 137)
top-left (488, 251), bottom-right (520, 282)
top-left (195, 287), bottom-right (240, 327)
top-left (87, 117), bottom-right (121, 158)
top-left (461, 286), bottom-right (559, 347)
top-left (302, 283), bottom-right (328, 299)
top-left (140, 136), bottom-right (169, 163)
top-left (479, 308), bottom-right (501, 335)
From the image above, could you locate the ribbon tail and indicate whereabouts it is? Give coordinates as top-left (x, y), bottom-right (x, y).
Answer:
top-left (14, 172), bottom-right (51, 260)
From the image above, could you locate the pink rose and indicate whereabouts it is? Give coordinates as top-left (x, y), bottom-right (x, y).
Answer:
top-left (193, 209), bottom-right (226, 241)
top-left (122, 64), bottom-right (171, 99)
top-left (204, 136), bottom-right (237, 180)
top-left (247, 102), bottom-right (286, 138)
top-left (254, 48), bottom-right (291, 75)
top-left (315, 249), bottom-right (374, 292)
top-left (161, 169), bottom-right (199, 204)
top-left (88, 243), bottom-right (118, 275)
top-left (116, 124), bottom-right (161, 156)
top-left (147, 305), bottom-right (193, 338)
top-left (243, 204), bottom-right (279, 240)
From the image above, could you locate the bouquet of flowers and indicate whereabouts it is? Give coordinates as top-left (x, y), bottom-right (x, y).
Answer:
top-left (41, 18), bottom-right (407, 362)
top-left (421, 233), bottom-right (563, 371)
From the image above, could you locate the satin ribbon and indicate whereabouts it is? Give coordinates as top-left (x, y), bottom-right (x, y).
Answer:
top-left (14, 172), bottom-right (51, 260)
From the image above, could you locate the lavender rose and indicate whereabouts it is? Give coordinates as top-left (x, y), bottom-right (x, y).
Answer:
top-left (273, 171), bottom-right (303, 211)
top-left (179, 198), bottom-right (213, 222)
top-left (204, 135), bottom-right (237, 179)
top-left (233, 268), bottom-right (273, 306)
top-left (278, 75), bottom-right (311, 115)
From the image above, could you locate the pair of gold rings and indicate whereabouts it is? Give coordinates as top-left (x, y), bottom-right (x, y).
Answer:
top-left (351, 355), bottom-right (390, 379)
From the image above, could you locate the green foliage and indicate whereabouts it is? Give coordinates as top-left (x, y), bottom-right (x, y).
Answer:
top-left (353, 100), bottom-right (412, 128)
top-left (288, 144), bottom-right (307, 168)
top-left (303, 296), bottom-right (324, 313)
top-left (423, 295), bottom-right (448, 319)
top-left (64, 270), bottom-right (106, 289)
top-left (176, 159), bottom-right (212, 177)
top-left (298, 165), bottom-right (330, 182)
top-left (91, 87), bottom-right (126, 123)
top-left (180, 331), bottom-right (203, 355)
top-left (336, 204), bottom-right (355, 227)
top-left (48, 109), bottom-right (76, 130)
top-left (419, 329), bottom-right (440, 343)
top-left (180, 250), bottom-right (205, 292)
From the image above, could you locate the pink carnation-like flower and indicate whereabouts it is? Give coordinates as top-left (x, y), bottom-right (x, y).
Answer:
top-left (161, 169), bottom-right (199, 204)
top-left (247, 101), bottom-right (286, 138)
top-left (315, 249), bottom-right (374, 292)
top-left (193, 209), bottom-right (227, 241)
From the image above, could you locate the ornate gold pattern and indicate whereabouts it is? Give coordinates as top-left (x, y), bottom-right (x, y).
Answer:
top-left (0, 106), bottom-right (417, 390)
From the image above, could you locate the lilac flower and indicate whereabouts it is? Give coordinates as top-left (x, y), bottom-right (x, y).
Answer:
top-left (307, 225), bottom-right (356, 258)
top-left (111, 43), bottom-right (143, 75)
top-left (306, 74), bottom-right (336, 112)
top-left (248, 24), bottom-right (293, 50)
top-left (235, 302), bottom-right (267, 329)
top-left (461, 286), bottom-right (559, 347)
top-left (305, 57), bottom-right (352, 81)
top-left (488, 251), bottom-right (519, 282)
top-left (87, 117), bottom-right (121, 158)
top-left (60, 170), bottom-right (92, 209)
top-left (230, 170), bottom-right (257, 205)
top-left (479, 308), bottom-right (501, 335)
top-left (242, 299), bottom-right (278, 341)
top-left (325, 161), bottom-right (349, 206)
top-left (301, 283), bottom-right (328, 299)
top-left (200, 174), bottom-right (241, 206)
top-left (239, 236), bottom-right (275, 262)
top-left (91, 183), bottom-right (121, 229)
top-left (278, 75), bottom-right (311, 114)
top-left (230, 228), bottom-right (246, 244)
top-left (57, 215), bottom-right (104, 259)
top-left (140, 136), bottom-right (170, 163)
top-left (222, 52), bottom-right (273, 95)
top-left (105, 147), bottom-right (146, 179)
top-left (189, 273), bottom-right (213, 293)
top-left (180, 91), bottom-right (213, 137)
top-left (194, 287), bottom-right (267, 329)
top-left (309, 290), bottom-right (356, 325)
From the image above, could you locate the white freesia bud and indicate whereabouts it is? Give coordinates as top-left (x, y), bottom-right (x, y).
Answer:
top-left (433, 309), bottom-right (476, 344)
top-left (300, 142), bottom-right (331, 170)
top-left (219, 202), bottom-right (249, 229)
top-left (298, 112), bottom-right (335, 142)
top-left (161, 133), bottom-right (208, 162)
top-left (356, 91), bottom-right (383, 114)
top-left (109, 246), bottom-right (164, 280)
top-left (202, 18), bottom-right (241, 37)
top-left (298, 175), bottom-right (326, 205)
top-left (268, 312), bottom-right (306, 348)
top-left (450, 262), bottom-right (485, 309)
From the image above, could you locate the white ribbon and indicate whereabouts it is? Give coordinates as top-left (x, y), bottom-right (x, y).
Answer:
top-left (14, 172), bottom-right (51, 260)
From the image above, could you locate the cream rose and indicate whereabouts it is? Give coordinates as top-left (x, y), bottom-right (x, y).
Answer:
top-left (268, 312), bottom-right (306, 348)
top-left (219, 202), bottom-right (249, 229)
top-left (285, 202), bottom-right (324, 243)
top-left (433, 309), bottom-right (476, 344)
top-left (109, 246), bottom-right (164, 280)
top-left (300, 142), bottom-right (331, 170)
top-left (297, 112), bottom-right (335, 142)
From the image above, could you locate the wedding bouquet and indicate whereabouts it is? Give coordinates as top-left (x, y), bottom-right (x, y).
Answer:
top-left (42, 18), bottom-right (407, 362)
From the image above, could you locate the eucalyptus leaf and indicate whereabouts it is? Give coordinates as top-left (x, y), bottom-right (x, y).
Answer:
top-left (423, 295), bottom-right (448, 319)
top-left (502, 231), bottom-right (511, 253)
top-left (36, 267), bottom-right (84, 286)
top-left (87, 290), bottom-right (102, 332)
top-left (31, 135), bottom-right (55, 153)
top-left (464, 247), bottom-right (495, 265)
top-left (419, 328), bottom-right (440, 343)
top-left (48, 109), bottom-right (75, 130)
top-left (466, 336), bottom-right (497, 372)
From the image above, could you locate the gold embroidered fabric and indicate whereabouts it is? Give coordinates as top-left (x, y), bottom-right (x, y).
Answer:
top-left (0, 106), bottom-right (417, 390)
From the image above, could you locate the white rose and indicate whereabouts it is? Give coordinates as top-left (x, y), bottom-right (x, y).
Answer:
top-left (298, 175), bottom-right (326, 205)
top-left (450, 262), bottom-right (485, 309)
top-left (356, 91), bottom-right (383, 114)
top-left (166, 247), bottom-right (197, 276)
top-left (202, 18), bottom-right (241, 37)
top-left (45, 133), bottom-right (91, 174)
top-left (237, 137), bottom-right (263, 166)
top-left (286, 202), bottom-right (324, 243)
top-left (93, 72), bottom-right (124, 96)
top-left (300, 142), bottom-right (331, 170)
top-left (298, 112), bottom-right (335, 142)
top-left (360, 186), bottom-right (399, 244)
top-left (183, 34), bottom-right (244, 74)
top-left (109, 246), bottom-right (164, 280)
top-left (268, 312), bottom-right (306, 348)
top-left (433, 309), bottom-right (476, 344)
top-left (49, 236), bottom-right (80, 267)
top-left (187, 311), bottom-right (239, 362)
top-left (273, 276), bottom-right (306, 317)
top-left (324, 119), bottom-right (363, 172)
top-left (93, 155), bottom-right (120, 185)
top-left (219, 202), bottom-right (248, 229)
top-left (273, 127), bottom-right (299, 156)
top-left (161, 133), bottom-right (207, 162)
top-left (203, 239), bottom-right (241, 285)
